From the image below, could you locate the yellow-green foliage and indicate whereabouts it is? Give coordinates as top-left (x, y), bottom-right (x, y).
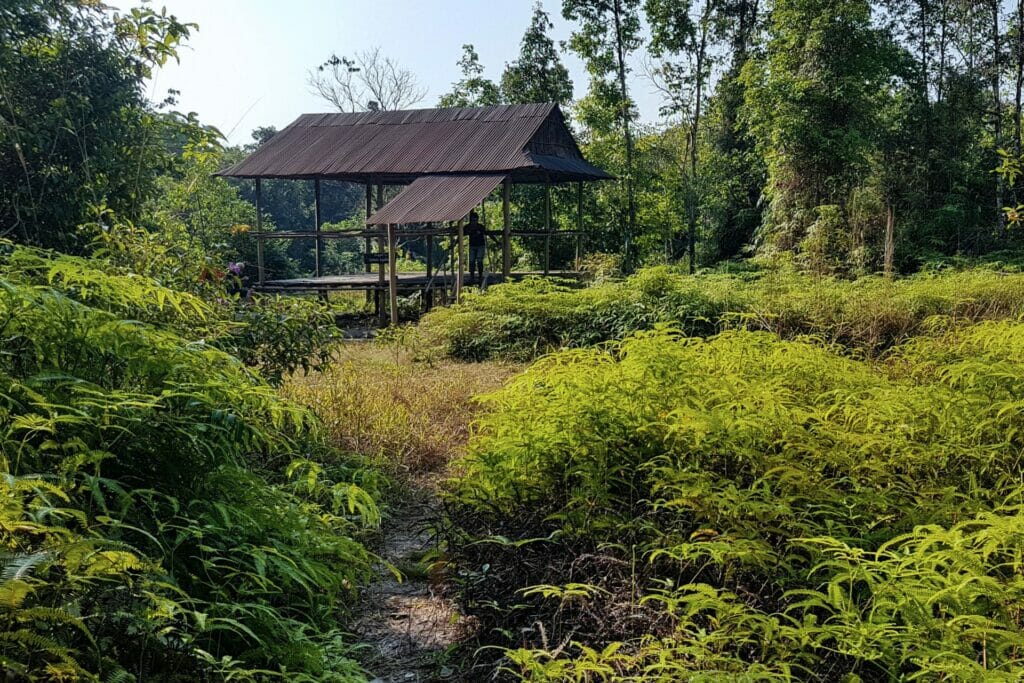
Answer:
top-left (0, 245), bottom-right (378, 680)
top-left (447, 323), bottom-right (1024, 681)
top-left (1, 240), bottom-right (342, 386)
top-left (420, 264), bottom-right (1024, 360)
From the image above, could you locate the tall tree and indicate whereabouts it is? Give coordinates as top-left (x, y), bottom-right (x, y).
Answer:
top-left (498, 5), bottom-right (576, 270)
top-left (0, 0), bottom-right (193, 252)
top-left (563, 0), bottom-right (642, 266)
top-left (743, 0), bottom-right (891, 261)
top-left (438, 45), bottom-right (503, 108)
top-left (1014, 0), bottom-right (1024, 160)
top-left (501, 3), bottom-right (574, 105)
top-left (646, 0), bottom-right (720, 272)
top-left (991, 0), bottom-right (1004, 225)
top-left (308, 47), bottom-right (427, 112)
top-left (702, 0), bottom-right (764, 262)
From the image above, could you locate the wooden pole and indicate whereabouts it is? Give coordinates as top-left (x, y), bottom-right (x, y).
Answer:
top-left (544, 181), bottom-right (552, 276)
top-left (313, 179), bottom-right (323, 278)
top-left (884, 200), bottom-right (895, 279)
top-left (456, 219), bottom-right (464, 303)
top-left (576, 181), bottom-right (583, 271)
top-left (387, 223), bottom-right (399, 325)
top-left (376, 184), bottom-right (385, 324)
top-left (425, 233), bottom-right (434, 311)
top-left (426, 234), bottom-right (434, 278)
top-left (255, 178), bottom-right (265, 285)
top-left (502, 178), bottom-right (511, 279)
top-left (364, 184), bottom-right (372, 306)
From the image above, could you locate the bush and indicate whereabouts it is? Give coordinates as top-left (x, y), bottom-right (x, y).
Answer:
top-left (222, 294), bottom-right (342, 386)
top-left (444, 324), bottom-right (1024, 681)
top-left (419, 263), bottom-right (1024, 361)
top-left (0, 245), bottom-right (380, 680)
top-left (2, 240), bottom-right (342, 386)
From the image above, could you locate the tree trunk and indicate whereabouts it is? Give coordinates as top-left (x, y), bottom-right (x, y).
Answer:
top-left (919, 1), bottom-right (929, 103)
top-left (687, 1), bottom-right (712, 274)
top-left (611, 0), bottom-right (637, 267)
top-left (937, 1), bottom-right (948, 103)
top-left (884, 199), bottom-right (895, 278)
top-left (993, 0), bottom-right (1005, 230)
top-left (1016, 0), bottom-right (1024, 158)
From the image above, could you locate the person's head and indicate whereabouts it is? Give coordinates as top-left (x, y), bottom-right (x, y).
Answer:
top-left (468, 210), bottom-right (479, 225)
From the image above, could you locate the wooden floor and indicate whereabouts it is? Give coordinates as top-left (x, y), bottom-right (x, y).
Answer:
top-left (256, 270), bottom-right (580, 292)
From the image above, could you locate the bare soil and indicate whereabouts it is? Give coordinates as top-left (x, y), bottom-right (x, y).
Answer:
top-left (356, 478), bottom-right (475, 682)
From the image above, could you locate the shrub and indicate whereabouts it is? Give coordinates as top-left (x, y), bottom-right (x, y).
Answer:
top-left (0, 245), bottom-right (379, 680)
top-left (419, 263), bottom-right (1024, 361)
top-left (1, 240), bottom-right (342, 386)
top-left (444, 325), bottom-right (1024, 680)
top-left (223, 294), bottom-right (342, 385)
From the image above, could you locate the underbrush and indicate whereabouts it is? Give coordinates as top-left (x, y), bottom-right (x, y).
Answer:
top-left (284, 343), bottom-right (517, 474)
top-left (2, 241), bottom-right (342, 385)
top-left (419, 264), bottom-right (1024, 360)
top-left (0, 244), bottom-right (380, 680)
top-left (443, 324), bottom-right (1024, 680)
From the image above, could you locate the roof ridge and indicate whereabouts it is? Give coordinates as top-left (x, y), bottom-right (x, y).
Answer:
top-left (292, 103), bottom-right (557, 127)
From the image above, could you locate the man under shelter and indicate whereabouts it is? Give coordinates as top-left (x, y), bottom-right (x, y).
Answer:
top-left (466, 210), bottom-right (486, 284)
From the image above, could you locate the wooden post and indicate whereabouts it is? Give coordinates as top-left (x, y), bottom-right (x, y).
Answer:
top-left (544, 181), bottom-right (552, 276)
top-left (313, 179), bottom-right (323, 277)
top-left (442, 225), bottom-right (452, 306)
top-left (376, 184), bottom-right (385, 324)
top-left (884, 200), bottom-right (895, 279)
top-left (387, 223), bottom-right (399, 325)
top-left (426, 234), bottom-right (434, 278)
top-left (255, 178), bottom-right (265, 285)
top-left (364, 184), bottom-right (373, 306)
top-left (425, 233), bottom-right (434, 311)
top-left (456, 219), bottom-right (464, 303)
top-left (576, 181), bottom-right (583, 271)
top-left (502, 178), bottom-right (511, 279)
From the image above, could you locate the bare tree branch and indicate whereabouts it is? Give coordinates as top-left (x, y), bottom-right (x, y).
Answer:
top-left (307, 47), bottom-right (427, 112)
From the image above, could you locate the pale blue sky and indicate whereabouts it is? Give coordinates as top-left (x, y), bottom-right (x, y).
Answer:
top-left (112, 0), bottom-right (662, 145)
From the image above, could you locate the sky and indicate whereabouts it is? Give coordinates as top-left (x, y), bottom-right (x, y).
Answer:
top-left (109, 0), bottom-right (663, 146)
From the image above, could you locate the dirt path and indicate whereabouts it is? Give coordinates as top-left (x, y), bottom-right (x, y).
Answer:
top-left (355, 479), bottom-right (474, 682)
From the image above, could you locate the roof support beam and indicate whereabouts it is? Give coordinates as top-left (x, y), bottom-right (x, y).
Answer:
top-left (502, 179), bottom-right (511, 279)
top-left (376, 184), bottom-right (385, 325)
top-left (576, 182), bottom-right (584, 270)
top-left (387, 223), bottom-right (399, 325)
top-left (313, 179), bottom-right (323, 278)
top-left (456, 219), bottom-right (464, 303)
top-left (365, 184), bottom-right (373, 307)
top-left (255, 178), bottom-right (265, 285)
top-left (544, 180), bottom-right (552, 276)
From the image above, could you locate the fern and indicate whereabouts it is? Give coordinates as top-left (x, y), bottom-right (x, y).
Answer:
top-left (0, 247), bottom-right (377, 681)
top-left (445, 323), bottom-right (1024, 680)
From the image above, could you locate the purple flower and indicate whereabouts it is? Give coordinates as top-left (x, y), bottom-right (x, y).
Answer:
top-left (227, 262), bottom-right (244, 275)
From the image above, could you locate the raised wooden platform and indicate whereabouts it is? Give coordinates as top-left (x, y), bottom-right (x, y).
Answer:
top-left (255, 270), bottom-right (581, 292)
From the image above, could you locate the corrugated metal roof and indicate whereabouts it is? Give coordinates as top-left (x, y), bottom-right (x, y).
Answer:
top-left (217, 103), bottom-right (611, 183)
top-left (366, 174), bottom-right (505, 225)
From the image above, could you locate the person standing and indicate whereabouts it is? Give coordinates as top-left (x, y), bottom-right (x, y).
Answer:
top-left (465, 210), bottom-right (487, 284)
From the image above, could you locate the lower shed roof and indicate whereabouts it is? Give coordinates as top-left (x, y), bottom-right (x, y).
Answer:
top-left (366, 174), bottom-right (505, 225)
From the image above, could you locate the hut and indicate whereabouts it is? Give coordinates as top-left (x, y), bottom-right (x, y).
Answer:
top-left (216, 103), bottom-right (611, 323)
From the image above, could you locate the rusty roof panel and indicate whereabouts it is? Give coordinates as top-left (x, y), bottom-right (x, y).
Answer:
top-left (366, 174), bottom-right (506, 225)
top-left (217, 103), bottom-right (611, 183)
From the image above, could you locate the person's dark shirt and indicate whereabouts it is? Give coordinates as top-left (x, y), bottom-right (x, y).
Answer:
top-left (466, 221), bottom-right (486, 247)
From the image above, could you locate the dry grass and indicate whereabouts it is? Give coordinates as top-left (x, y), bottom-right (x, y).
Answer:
top-left (284, 342), bottom-right (517, 473)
